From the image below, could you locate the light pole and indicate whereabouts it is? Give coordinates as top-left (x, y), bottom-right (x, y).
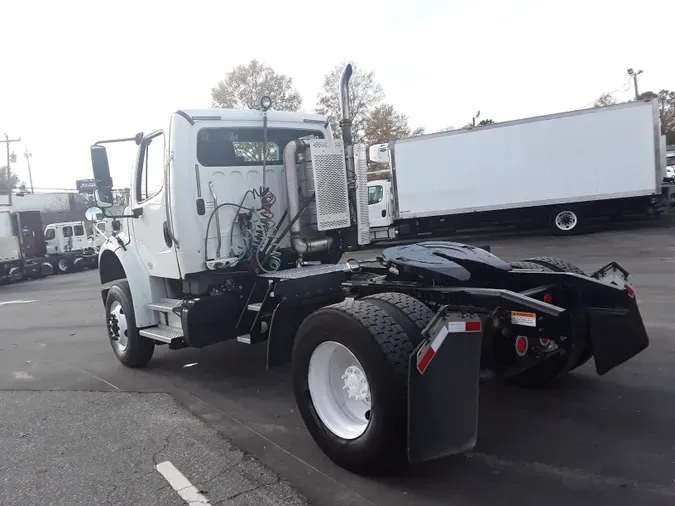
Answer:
top-left (627, 68), bottom-right (643, 100)
top-left (2, 133), bottom-right (21, 205)
top-left (23, 145), bottom-right (34, 194)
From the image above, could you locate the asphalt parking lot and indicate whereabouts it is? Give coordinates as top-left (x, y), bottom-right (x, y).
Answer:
top-left (2, 220), bottom-right (675, 505)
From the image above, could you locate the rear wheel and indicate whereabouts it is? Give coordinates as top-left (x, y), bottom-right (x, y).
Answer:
top-left (549, 205), bottom-right (584, 235)
top-left (56, 257), bottom-right (71, 274)
top-left (105, 280), bottom-right (154, 367)
top-left (509, 261), bottom-right (552, 271)
top-left (521, 256), bottom-right (586, 276)
top-left (507, 256), bottom-right (590, 387)
top-left (292, 300), bottom-right (414, 475)
top-left (362, 292), bottom-right (433, 345)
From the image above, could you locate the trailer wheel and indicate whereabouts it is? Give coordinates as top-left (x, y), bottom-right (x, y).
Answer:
top-left (362, 292), bottom-right (434, 345)
top-left (521, 256), bottom-right (586, 276)
top-left (292, 300), bottom-right (414, 475)
top-left (549, 206), bottom-right (583, 235)
top-left (105, 280), bottom-right (154, 367)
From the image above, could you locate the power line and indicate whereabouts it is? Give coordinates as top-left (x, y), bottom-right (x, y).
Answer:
top-left (579, 78), bottom-right (633, 109)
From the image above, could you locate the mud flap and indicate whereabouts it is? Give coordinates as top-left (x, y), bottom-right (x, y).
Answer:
top-left (407, 309), bottom-right (484, 464)
top-left (586, 299), bottom-right (649, 375)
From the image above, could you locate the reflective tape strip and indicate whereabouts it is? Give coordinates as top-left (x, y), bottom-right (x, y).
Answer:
top-left (416, 319), bottom-right (482, 374)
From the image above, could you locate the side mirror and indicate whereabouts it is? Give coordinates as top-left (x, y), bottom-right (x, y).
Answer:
top-left (85, 206), bottom-right (103, 222)
top-left (91, 145), bottom-right (114, 208)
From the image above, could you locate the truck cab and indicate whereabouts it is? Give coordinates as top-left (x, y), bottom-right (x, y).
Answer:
top-left (368, 179), bottom-right (394, 230)
top-left (44, 221), bottom-right (89, 254)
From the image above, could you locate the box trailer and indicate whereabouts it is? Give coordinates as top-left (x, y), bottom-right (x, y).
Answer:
top-left (0, 209), bottom-right (53, 283)
top-left (367, 99), bottom-right (673, 239)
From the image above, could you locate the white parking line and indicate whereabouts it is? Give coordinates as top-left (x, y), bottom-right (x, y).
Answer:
top-left (155, 461), bottom-right (211, 505)
top-left (0, 299), bottom-right (37, 306)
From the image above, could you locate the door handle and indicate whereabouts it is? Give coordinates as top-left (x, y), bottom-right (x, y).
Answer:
top-left (163, 221), bottom-right (173, 247)
top-left (381, 210), bottom-right (387, 217)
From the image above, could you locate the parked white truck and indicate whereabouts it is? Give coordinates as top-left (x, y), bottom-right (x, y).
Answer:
top-left (367, 100), bottom-right (673, 240)
top-left (85, 65), bottom-right (651, 475)
top-left (43, 220), bottom-right (99, 273)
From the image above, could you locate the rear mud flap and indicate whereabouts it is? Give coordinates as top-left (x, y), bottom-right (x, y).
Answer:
top-left (407, 310), bottom-right (483, 464)
top-left (586, 299), bottom-right (649, 375)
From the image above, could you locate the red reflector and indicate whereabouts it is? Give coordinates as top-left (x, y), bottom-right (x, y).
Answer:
top-left (539, 338), bottom-right (550, 346)
top-left (417, 348), bottom-right (435, 374)
top-left (543, 293), bottom-right (553, 304)
top-left (465, 321), bottom-right (482, 332)
top-left (625, 284), bottom-right (635, 298)
top-left (515, 336), bottom-right (528, 356)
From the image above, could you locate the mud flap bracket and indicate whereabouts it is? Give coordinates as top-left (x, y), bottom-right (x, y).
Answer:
top-left (407, 308), bottom-right (484, 464)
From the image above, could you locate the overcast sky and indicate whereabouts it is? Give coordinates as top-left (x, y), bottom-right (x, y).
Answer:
top-left (0, 0), bottom-right (670, 191)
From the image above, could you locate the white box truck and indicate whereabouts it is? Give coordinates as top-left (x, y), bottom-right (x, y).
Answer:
top-left (367, 99), bottom-right (673, 240)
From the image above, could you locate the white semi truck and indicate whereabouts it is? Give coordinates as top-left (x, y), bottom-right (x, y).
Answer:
top-left (85, 65), bottom-right (651, 474)
top-left (367, 100), bottom-right (673, 241)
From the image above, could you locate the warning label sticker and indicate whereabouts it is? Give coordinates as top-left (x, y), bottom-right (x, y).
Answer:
top-left (511, 311), bottom-right (537, 327)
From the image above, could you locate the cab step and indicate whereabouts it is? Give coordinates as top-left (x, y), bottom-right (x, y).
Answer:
top-left (148, 298), bottom-right (183, 313)
top-left (139, 324), bottom-right (184, 343)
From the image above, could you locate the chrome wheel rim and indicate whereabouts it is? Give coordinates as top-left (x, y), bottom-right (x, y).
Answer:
top-left (308, 341), bottom-right (371, 440)
top-left (108, 301), bottom-right (129, 353)
top-left (555, 210), bottom-right (578, 231)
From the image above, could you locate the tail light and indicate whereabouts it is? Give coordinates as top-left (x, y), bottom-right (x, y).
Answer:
top-left (515, 335), bottom-right (528, 356)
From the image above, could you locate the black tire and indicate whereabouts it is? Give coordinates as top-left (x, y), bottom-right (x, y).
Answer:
top-left (55, 257), bottom-right (71, 274)
top-left (105, 280), bottom-right (154, 367)
top-left (292, 300), bottom-right (414, 475)
top-left (362, 292), bottom-right (434, 345)
top-left (521, 256), bottom-right (586, 276)
top-left (548, 205), bottom-right (584, 235)
top-left (509, 261), bottom-right (552, 271)
top-left (506, 256), bottom-right (590, 386)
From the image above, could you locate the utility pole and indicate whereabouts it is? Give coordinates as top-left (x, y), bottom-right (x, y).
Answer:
top-left (23, 145), bottom-right (34, 194)
top-left (1, 133), bottom-right (21, 205)
top-left (627, 68), bottom-right (643, 100)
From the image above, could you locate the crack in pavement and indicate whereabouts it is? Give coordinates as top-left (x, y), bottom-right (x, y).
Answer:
top-left (151, 427), bottom-right (179, 466)
top-left (212, 475), bottom-right (282, 505)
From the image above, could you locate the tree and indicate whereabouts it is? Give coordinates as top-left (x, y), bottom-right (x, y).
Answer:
top-left (657, 90), bottom-right (675, 143)
top-left (315, 62), bottom-right (384, 143)
top-left (637, 91), bottom-right (658, 100)
top-left (211, 59), bottom-right (302, 111)
top-left (437, 126), bottom-right (455, 133)
top-left (640, 89), bottom-right (675, 143)
top-left (478, 119), bottom-right (494, 126)
top-left (594, 93), bottom-right (617, 108)
top-left (363, 104), bottom-right (414, 146)
top-left (411, 127), bottom-right (426, 137)
top-left (0, 166), bottom-right (21, 193)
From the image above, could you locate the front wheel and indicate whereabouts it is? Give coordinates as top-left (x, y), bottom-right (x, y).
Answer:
top-left (292, 300), bottom-right (414, 475)
top-left (105, 280), bottom-right (154, 367)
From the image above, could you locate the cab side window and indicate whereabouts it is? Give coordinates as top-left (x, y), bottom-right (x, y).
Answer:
top-left (137, 132), bottom-right (165, 202)
top-left (74, 225), bottom-right (85, 236)
top-left (62, 226), bottom-right (73, 238)
top-left (45, 229), bottom-right (56, 240)
top-left (368, 185), bottom-right (383, 205)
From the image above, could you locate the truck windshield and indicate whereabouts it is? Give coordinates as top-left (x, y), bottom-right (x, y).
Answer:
top-left (197, 127), bottom-right (324, 167)
top-left (368, 185), bottom-right (383, 205)
top-left (667, 156), bottom-right (675, 167)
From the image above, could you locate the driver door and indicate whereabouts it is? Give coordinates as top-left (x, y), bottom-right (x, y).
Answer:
top-left (131, 130), bottom-right (180, 279)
